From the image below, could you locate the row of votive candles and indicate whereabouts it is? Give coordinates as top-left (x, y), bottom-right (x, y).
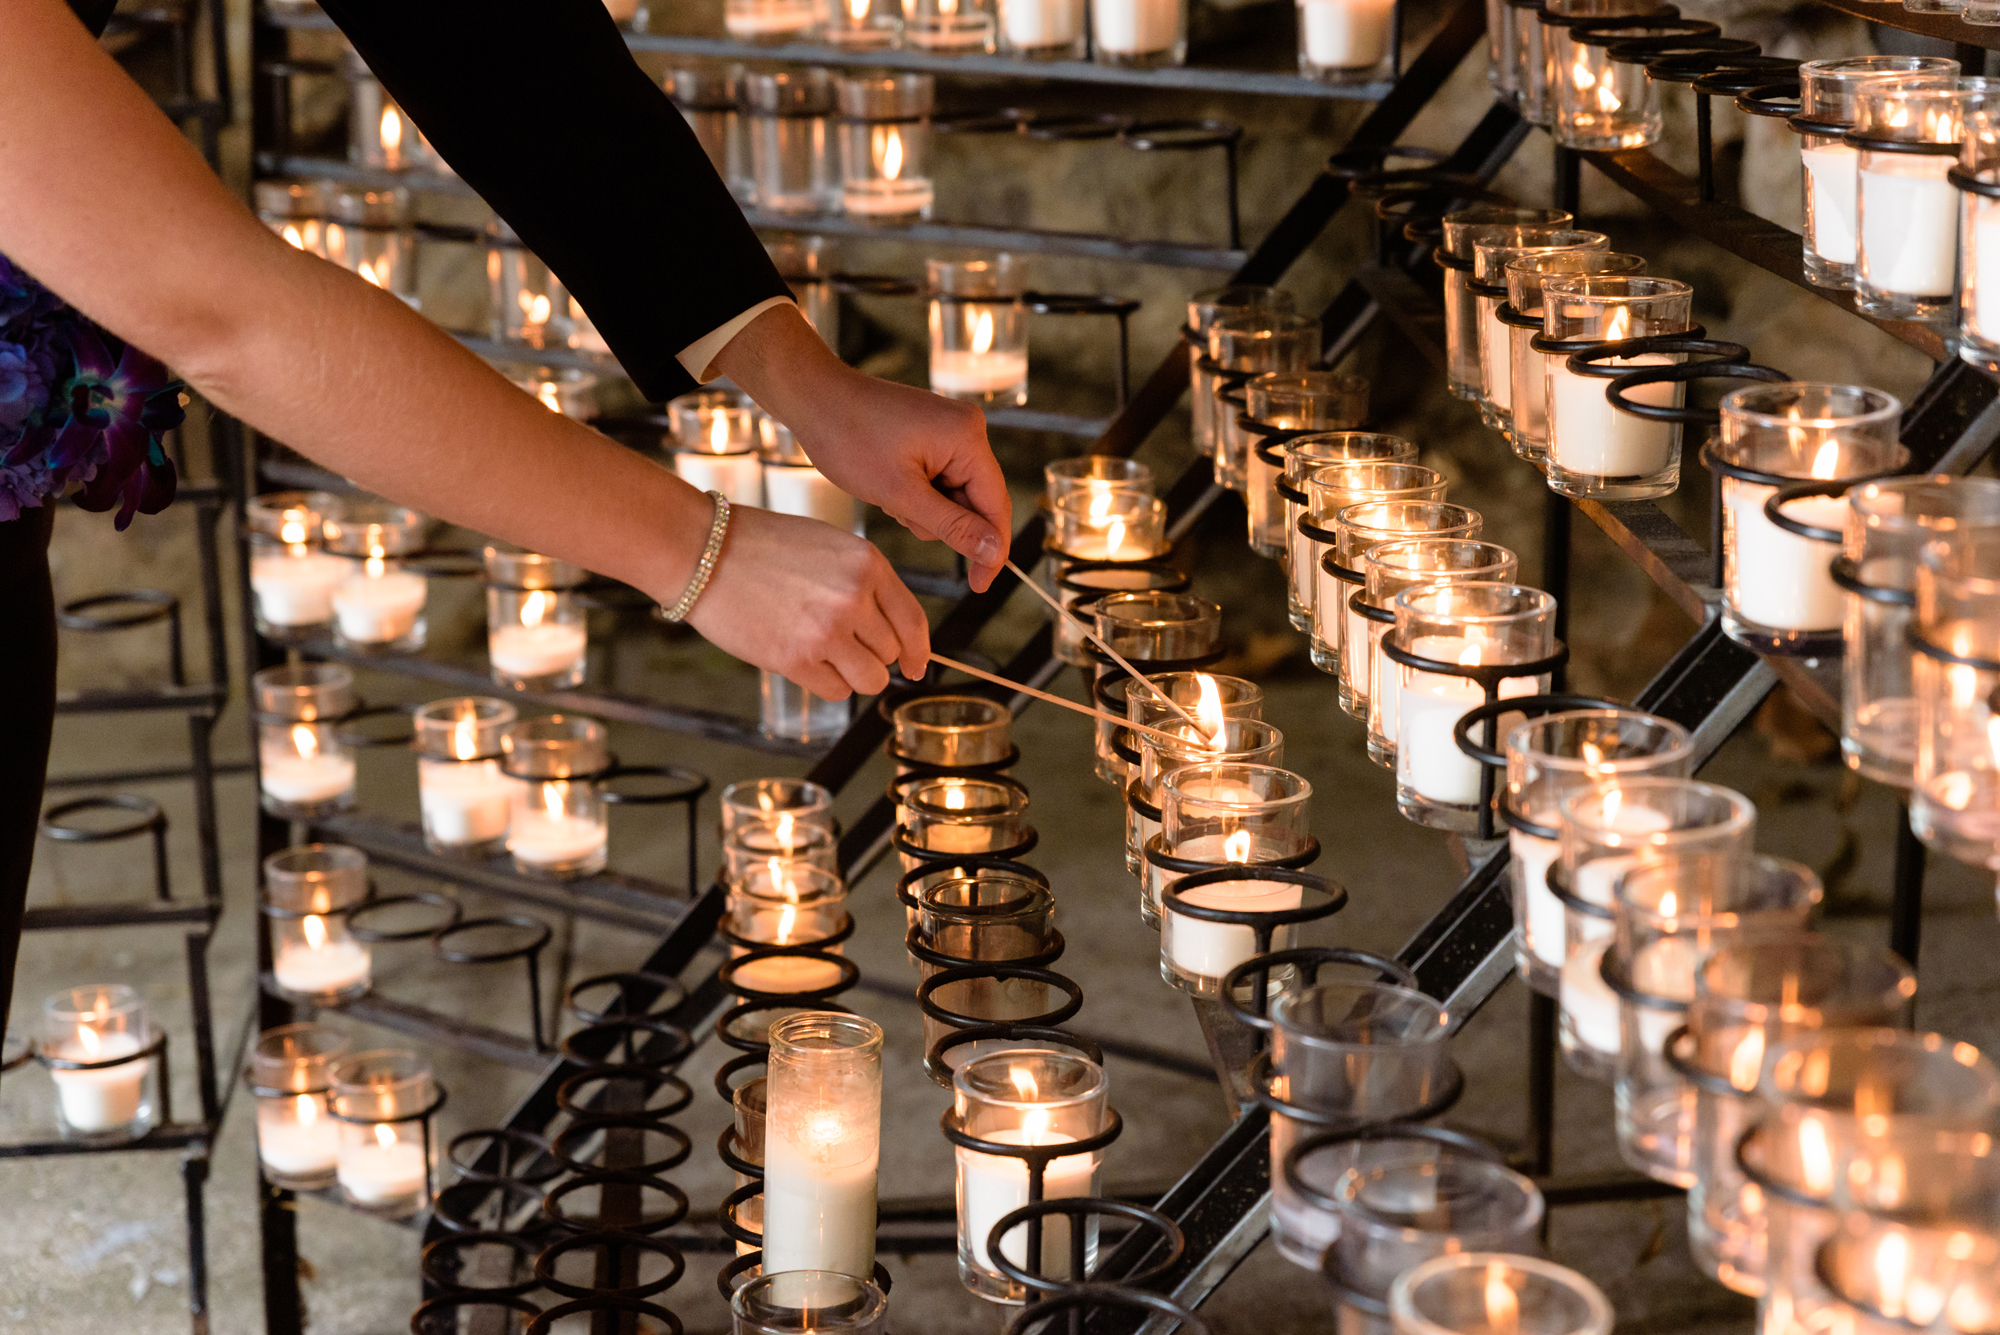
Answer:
top-left (251, 1023), bottom-right (437, 1217)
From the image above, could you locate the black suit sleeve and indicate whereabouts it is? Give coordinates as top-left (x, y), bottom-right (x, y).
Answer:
top-left (315, 0), bottom-right (792, 401)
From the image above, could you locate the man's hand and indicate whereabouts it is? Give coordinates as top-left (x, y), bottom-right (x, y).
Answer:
top-left (708, 302), bottom-right (1013, 591)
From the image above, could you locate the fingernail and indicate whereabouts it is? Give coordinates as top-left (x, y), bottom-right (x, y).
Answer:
top-left (976, 533), bottom-right (1002, 565)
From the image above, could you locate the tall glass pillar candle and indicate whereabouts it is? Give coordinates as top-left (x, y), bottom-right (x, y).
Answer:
top-left (1713, 383), bottom-right (1906, 657)
top-left (1157, 765), bottom-right (1313, 986)
top-left (264, 844), bottom-right (373, 1003)
top-left (825, 0), bottom-right (903, 45)
top-left (1503, 710), bottom-right (1692, 995)
top-left (1283, 433), bottom-right (1419, 632)
top-left (763, 1012), bottom-right (884, 1279)
top-left (329, 1049), bottom-right (436, 1216)
top-left (246, 491), bottom-right (346, 638)
top-left (1911, 530), bottom-right (2000, 869)
top-left (1333, 500), bottom-right (1484, 718)
top-left (733, 1273), bottom-right (889, 1335)
top-left (1388, 1254), bottom-right (1614, 1335)
top-left (251, 1023), bottom-right (350, 1189)
top-left (255, 664), bottom-right (358, 818)
top-left (1796, 57), bottom-right (1960, 291)
top-left (1555, 779), bottom-right (1754, 1079)
top-left (1503, 250), bottom-right (1647, 465)
top-left (484, 547), bottom-right (588, 690)
top-left (1131, 718), bottom-right (1283, 918)
top-left (759, 414), bottom-right (863, 533)
top-left (1092, 0), bottom-right (1186, 66)
top-left (1298, 0), bottom-right (1398, 83)
top-left (892, 695), bottom-right (1014, 771)
top-left (501, 715), bottom-right (610, 880)
top-left (41, 985), bottom-right (156, 1141)
top-left (1542, 275), bottom-right (1693, 500)
top-left (1207, 312), bottom-right (1321, 490)
top-left (669, 389), bottom-right (766, 505)
top-left (904, 0), bottom-right (997, 50)
top-left (727, 0), bottom-right (822, 41)
top-left (1391, 582), bottom-right (1554, 831)
top-left (1958, 104), bottom-right (2000, 371)
top-left (1683, 935), bottom-right (1917, 1294)
top-left (762, 671), bottom-right (853, 744)
top-left (1851, 77), bottom-right (1997, 321)
top-left (837, 74), bottom-right (935, 220)
top-left (745, 71), bottom-right (837, 215)
top-left (728, 864), bottom-right (851, 994)
top-left (1470, 228), bottom-right (1608, 435)
top-left (999, 0), bottom-right (1085, 58)
top-left (323, 501), bottom-right (428, 651)
top-left (1303, 462), bottom-right (1448, 676)
top-left (1332, 1158), bottom-right (1544, 1328)
top-left (255, 179), bottom-right (326, 257)
top-left (1440, 205), bottom-right (1572, 400)
top-left (1052, 491), bottom-right (1169, 562)
top-left (324, 185), bottom-right (416, 305)
top-left (413, 697), bottom-right (518, 856)
top-left (952, 1048), bottom-right (1108, 1300)
top-left (1363, 540), bottom-right (1520, 767)
top-left (1241, 371), bottom-right (1371, 559)
top-left (1188, 287), bottom-right (1295, 459)
top-left (930, 255), bottom-right (1028, 406)
top-left (666, 66), bottom-right (749, 201)
top-left (900, 775), bottom-right (1032, 872)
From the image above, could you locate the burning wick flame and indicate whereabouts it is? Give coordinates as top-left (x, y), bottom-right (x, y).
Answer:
top-left (1224, 830), bottom-right (1254, 863)
top-left (374, 1123), bottom-right (398, 1150)
top-left (882, 127), bottom-right (904, 181)
top-left (302, 914), bottom-right (328, 951)
top-left (1010, 1068), bottom-right (1053, 1141)
top-left (944, 784), bottom-right (967, 812)
top-left (1458, 641), bottom-right (1486, 668)
top-left (1603, 306), bottom-right (1632, 343)
top-left (520, 290), bottom-right (553, 326)
top-left (380, 107), bottom-right (404, 153)
top-left (296, 1093), bottom-right (319, 1126)
top-left (775, 900), bottom-right (797, 946)
top-left (776, 812), bottom-right (796, 853)
top-left (292, 724), bottom-right (319, 761)
top-left (1810, 440), bottom-right (1841, 481)
top-left (1484, 1263), bottom-right (1520, 1335)
top-left (971, 309), bottom-right (995, 356)
top-left (1087, 488), bottom-right (1114, 521)
top-left (1194, 673), bottom-right (1226, 746)
top-left (535, 382), bottom-right (562, 413)
top-left (1105, 516), bottom-right (1127, 559)
top-left (709, 410), bottom-right (732, 453)
top-left (76, 1023), bottom-right (102, 1058)
top-left (453, 714), bottom-right (480, 762)
top-left (1728, 1028), bottom-right (1765, 1091)
top-left (280, 511), bottom-right (312, 551)
top-left (521, 590), bottom-right (551, 628)
top-left (849, 0), bottom-right (870, 15)
top-left (543, 781), bottom-right (568, 822)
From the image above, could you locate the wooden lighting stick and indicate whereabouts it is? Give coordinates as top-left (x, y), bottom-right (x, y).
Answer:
top-left (927, 651), bottom-right (1191, 749)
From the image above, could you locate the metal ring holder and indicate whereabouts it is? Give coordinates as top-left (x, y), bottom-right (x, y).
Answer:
top-left (907, 921), bottom-right (1067, 973)
top-left (447, 1127), bottom-right (562, 1186)
top-left (720, 1177), bottom-right (765, 1249)
top-left (1450, 693), bottom-right (1624, 840)
top-left (533, 1229), bottom-right (686, 1302)
top-left (542, 1169), bottom-right (690, 1237)
top-left (57, 588), bottom-right (186, 687)
top-left (1544, 862), bottom-right (1614, 927)
top-left (558, 1016), bottom-right (694, 1073)
top-left (550, 1113), bottom-right (693, 1178)
top-left (430, 1177), bottom-right (550, 1237)
top-left (714, 996), bottom-right (855, 1056)
top-left (715, 945), bottom-right (864, 1004)
top-left (433, 914), bottom-right (556, 1052)
top-left (1696, 428), bottom-right (1901, 593)
top-left (1026, 291), bottom-right (1141, 407)
top-left (418, 1230), bottom-right (542, 1299)
top-left (40, 794), bottom-right (173, 903)
top-left (1142, 833), bottom-right (1324, 888)
top-left (1829, 553), bottom-right (1917, 610)
top-left (928, 1024), bottom-right (1105, 1080)
top-left (1220, 946), bottom-right (1420, 1030)
top-left (895, 856), bottom-right (1049, 918)
top-left (1597, 946), bottom-right (1688, 1031)
top-left (557, 1067), bottom-right (694, 1121)
top-left (893, 823), bottom-right (1040, 867)
top-left (410, 1293), bottom-right (542, 1333)
top-left (714, 1252), bottom-right (896, 1304)
top-left (1159, 867), bottom-right (1348, 996)
top-left (344, 892), bottom-right (463, 943)
top-left (563, 971), bottom-right (689, 1027)
top-left (1006, 1286), bottom-right (1217, 1335)
top-left (1024, 112), bottom-right (1132, 141)
top-left (599, 764), bottom-right (708, 896)
top-left (1660, 1023), bottom-right (1743, 1098)
top-left (1119, 118), bottom-right (1244, 250)
top-left (990, 1196), bottom-right (1186, 1297)
top-left (942, 1105), bottom-right (1125, 1290)
top-left (523, 1295), bottom-right (681, 1335)
top-left (919, 964), bottom-right (1086, 1086)
top-left (1247, 1049), bottom-right (1466, 1130)
top-left (325, 1083), bottom-right (449, 1212)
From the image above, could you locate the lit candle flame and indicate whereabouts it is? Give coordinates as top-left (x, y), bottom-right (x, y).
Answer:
top-left (1596, 81), bottom-right (1621, 114)
top-left (76, 1023), bottom-right (101, 1057)
top-left (1875, 1229), bottom-right (1911, 1320)
top-left (775, 901), bottom-right (797, 946)
top-left (1457, 640), bottom-right (1486, 667)
top-left (296, 1093), bottom-right (318, 1126)
top-left (358, 256), bottom-right (387, 289)
top-left (849, 0), bottom-right (869, 16)
top-left (1809, 440), bottom-right (1841, 482)
top-left (1658, 889), bottom-right (1677, 920)
top-left (536, 382), bottom-right (562, 413)
top-left (302, 913), bottom-right (328, 950)
top-left (709, 408), bottom-right (731, 453)
top-left (1225, 829), bottom-right (1254, 863)
top-left (374, 1123), bottom-right (397, 1150)
top-left (1194, 673), bottom-right (1226, 748)
top-left (776, 812), bottom-right (795, 853)
top-left (1728, 1027), bottom-right (1765, 1092)
top-left (944, 784), bottom-right (967, 811)
top-left (1023, 1107), bottom-right (1051, 1141)
top-left (521, 589), bottom-right (550, 628)
top-left (292, 724), bottom-right (319, 760)
top-left (281, 223), bottom-right (306, 251)
top-left (1604, 306), bottom-right (1631, 342)
top-left (1010, 1066), bottom-right (1039, 1099)
top-left (1105, 516), bottom-right (1127, 559)
top-left (521, 291), bottom-right (552, 326)
top-left (1087, 487), bottom-right (1114, 521)
top-left (1799, 1114), bottom-right (1836, 1195)
top-left (280, 510), bottom-right (311, 551)
top-left (380, 106), bottom-right (404, 152)
top-left (971, 309), bottom-right (995, 356)
top-left (543, 780), bottom-right (567, 822)
top-left (453, 714), bottom-right (480, 761)
top-left (1484, 1263), bottom-right (1520, 1335)
top-left (881, 126), bottom-right (904, 181)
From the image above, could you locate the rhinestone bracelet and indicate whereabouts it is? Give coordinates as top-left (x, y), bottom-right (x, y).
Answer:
top-left (660, 490), bottom-right (731, 624)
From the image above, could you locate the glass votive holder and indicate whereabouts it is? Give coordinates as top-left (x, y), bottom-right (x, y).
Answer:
top-left (825, 0), bottom-right (903, 46)
top-left (40, 984), bottom-right (158, 1143)
top-left (757, 414), bottom-right (862, 533)
top-left (1540, 275), bottom-right (1694, 500)
top-left (744, 70), bottom-right (836, 216)
top-left (732, 1272), bottom-right (889, 1335)
top-left (264, 844), bottom-right (373, 1003)
top-left (770, 232), bottom-right (838, 342)
top-left (487, 220), bottom-right (604, 354)
top-left (1154, 763), bottom-right (1313, 946)
top-left (1266, 981), bottom-right (1454, 1266)
top-left (723, 777), bottom-right (838, 842)
top-left (1281, 433), bottom-right (1418, 633)
top-left (1514, 2), bottom-right (1555, 126)
top-left (246, 491), bottom-right (348, 639)
top-left (1682, 933), bottom-right (1917, 1295)
top-left (763, 1012), bottom-right (884, 1279)
top-left (915, 870), bottom-right (1056, 977)
top-left (1388, 1253), bottom-right (1613, 1335)
top-left (255, 663), bottom-right (358, 819)
top-left (1556, 17), bottom-right (1715, 150)
top-left (760, 670), bottom-right (854, 744)
top-left (1390, 582), bottom-right (1554, 832)
top-left (323, 501), bottom-right (428, 651)
top-left (726, 820), bottom-right (842, 886)
top-left (1712, 382), bottom-right (1907, 657)
top-left (255, 179), bottom-right (326, 257)
top-left (1051, 490), bottom-right (1168, 562)
top-left (1241, 371), bottom-right (1372, 560)
top-left (1440, 205), bottom-right (1571, 401)
top-left (1330, 1157), bottom-right (1544, 1325)
top-left (505, 363), bottom-right (599, 420)
top-left (1044, 455), bottom-right (1153, 511)
top-left (1851, 77), bottom-right (1999, 322)
top-left (1095, 591), bottom-right (1223, 671)
top-left (1503, 250), bottom-right (1648, 465)
top-left (1092, 0), bottom-right (1186, 65)
top-left (1958, 104), bottom-right (2000, 371)
top-left (668, 388), bottom-right (766, 506)
top-left (727, 863), bottom-right (851, 995)
top-left (930, 254), bottom-right (1028, 406)
top-left (1113, 670), bottom-right (1263, 793)
top-left (1470, 228), bottom-right (1608, 435)
top-left (1363, 540), bottom-right (1520, 769)
top-left (1160, 865), bottom-right (1336, 999)
top-left (1297, 0), bottom-right (1398, 84)
top-left (1910, 531), bottom-right (2000, 870)
top-left (1502, 709), bottom-right (1692, 996)
top-left (484, 547), bottom-right (588, 691)
top-left (413, 697), bottom-right (518, 857)
top-left (324, 185), bottom-right (416, 306)
top-left (666, 66), bottom-right (749, 201)
top-left (1189, 286), bottom-right (1295, 459)
top-left (1334, 500), bottom-right (1485, 720)
top-left (501, 715), bottom-right (610, 881)
top-left (1131, 718), bottom-right (1285, 909)
top-left (1797, 57), bottom-right (1961, 292)
top-left (905, 0), bottom-right (997, 50)
top-left (328, 1049), bottom-right (438, 1217)
top-left (1303, 462), bottom-right (1447, 677)
top-left (1555, 778), bottom-right (1755, 1080)
top-left (251, 1023), bottom-right (351, 1190)
top-left (1208, 312), bottom-right (1322, 491)
top-left (998, 0), bottom-right (1085, 57)
top-left (1811, 1213), bottom-right (2000, 1335)
top-left (1063, 564), bottom-right (1188, 676)
top-left (727, 0), bottom-right (822, 42)
top-left (899, 775), bottom-right (1032, 872)
top-left (950, 1048), bottom-right (1109, 1301)
top-left (892, 695), bottom-right (1014, 771)
top-left (836, 74), bottom-right (935, 221)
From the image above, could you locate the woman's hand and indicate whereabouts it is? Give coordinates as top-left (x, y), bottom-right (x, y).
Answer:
top-left (683, 504), bottom-right (930, 700)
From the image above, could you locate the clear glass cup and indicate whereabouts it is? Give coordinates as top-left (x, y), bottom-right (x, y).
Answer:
top-left (1208, 313), bottom-right (1321, 490)
top-left (264, 844), bottom-right (373, 1003)
top-left (1958, 103), bottom-right (2000, 371)
top-left (1091, 0), bottom-right (1187, 66)
top-left (930, 254), bottom-right (1028, 407)
top-left (763, 1012), bottom-right (884, 1280)
top-left (329, 1049), bottom-right (436, 1217)
top-left (252, 1023), bottom-right (351, 1190)
top-left (1537, 0), bottom-right (1674, 147)
top-left (245, 491), bottom-right (345, 639)
top-left (41, 984), bottom-right (157, 1143)
top-left (1281, 433), bottom-right (1418, 633)
top-left (504, 363), bottom-right (598, 420)
top-left (1911, 529), bottom-right (2000, 871)
top-left (1060, 562), bottom-right (1185, 669)
top-left (668, 387), bottom-right (766, 505)
top-left (1541, 275), bottom-right (1694, 501)
top-left (487, 218), bottom-right (605, 353)
top-left (727, 0), bottom-right (823, 41)
top-left (999, 0), bottom-right (1086, 58)
top-left (1852, 77), bottom-right (1999, 322)
top-left (1363, 540), bottom-right (1520, 768)
top-left (727, 820), bottom-right (841, 886)
top-left (770, 232), bottom-right (838, 341)
top-left (413, 698), bottom-right (517, 857)
top-left (666, 66), bottom-right (750, 202)
top-left (904, 0), bottom-right (997, 50)
top-left (1469, 228), bottom-right (1607, 436)
top-left (501, 715), bottom-right (610, 880)
top-left (1298, 0), bottom-right (1398, 84)
top-left (1713, 383), bottom-right (1907, 657)
top-left (1188, 287), bottom-right (1295, 459)
top-left (322, 501), bottom-right (428, 652)
top-left (1131, 718), bottom-right (1284, 917)
top-left (324, 185), bottom-right (416, 305)
top-left (892, 695), bottom-right (1014, 771)
top-left (732, 1272), bottom-right (889, 1335)
top-left (1043, 456), bottom-right (1153, 520)
top-left (1440, 205), bottom-right (1571, 400)
top-left (1388, 1253), bottom-right (1614, 1335)
top-left (1810, 1212), bottom-right (2000, 1335)
top-left (1156, 771), bottom-right (1315, 991)
top-left (723, 778), bottom-right (838, 841)
top-left (1332, 1157), bottom-right (1544, 1327)
top-left (1108, 669), bottom-right (1261, 791)
top-left (836, 74), bottom-right (935, 220)
top-left (744, 70), bottom-right (837, 215)
top-left (761, 671), bottom-right (853, 744)
top-left (900, 775), bottom-right (1032, 872)
top-left (1304, 463), bottom-right (1449, 678)
top-left (825, 0), bottom-right (903, 45)
top-left (1333, 500), bottom-right (1483, 718)
top-left (1503, 250), bottom-right (1648, 466)
top-left (1485, 0), bottom-right (1517, 104)
top-left (256, 179), bottom-right (327, 258)
top-left (1241, 372), bottom-right (1372, 560)
top-left (484, 547), bottom-right (588, 691)
top-left (1051, 489), bottom-right (1167, 561)
top-left (1511, 0), bottom-right (1553, 125)
top-left (1555, 17), bottom-right (1710, 150)
top-left (255, 663), bottom-right (358, 819)
top-left (728, 863), bottom-right (851, 994)
top-left (1095, 590), bottom-right (1223, 664)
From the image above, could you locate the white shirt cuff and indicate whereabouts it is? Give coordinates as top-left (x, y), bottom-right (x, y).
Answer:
top-left (676, 297), bottom-right (792, 383)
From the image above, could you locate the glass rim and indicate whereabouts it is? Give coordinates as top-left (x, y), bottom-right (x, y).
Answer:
top-left (1308, 462), bottom-right (1446, 498)
top-left (1270, 979), bottom-right (1451, 1049)
top-left (413, 696), bottom-right (518, 730)
top-left (721, 776), bottom-right (837, 813)
top-left (1848, 475), bottom-right (2000, 529)
top-left (1334, 1157), bottom-right (1545, 1240)
top-left (1363, 537), bottom-right (1519, 577)
top-left (44, 983), bottom-right (145, 1022)
top-left (1389, 1253), bottom-right (1613, 1335)
top-left (952, 1046), bottom-right (1108, 1110)
top-left (1286, 432), bottom-right (1417, 464)
top-left (1053, 490), bottom-right (1162, 519)
top-left (1718, 381), bottom-right (1901, 429)
top-left (1094, 590), bottom-right (1219, 627)
top-left (1150, 716), bottom-right (1283, 759)
top-left (768, 1009), bottom-right (886, 1059)
top-left (328, 1047), bottom-right (433, 1096)
top-left (1506, 709), bottom-right (1693, 771)
top-left (1336, 500), bottom-right (1482, 537)
top-left (1694, 931), bottom-right (1917, 1016)
top-left (729, 863), bottom-right (848, 906)
top-left (1163, 761), bottom-right (1312, 807)
top-left (731, 1270), bottom-right (889, 1328)
top-left (1761, 1026), bottom-right (2000, 1112)
top-left (1395, 580), bottom-right (1556, 622)
top-left (1560, 777), bottom-right (1755, 839)
top-left (1538, 274), bottom-right (1692, 301)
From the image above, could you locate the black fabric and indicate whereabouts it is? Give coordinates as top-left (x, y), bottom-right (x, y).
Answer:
top-left (318, 0), bottom-right (793, 401)
top-left (0, 508), bottom-right (59, 1036)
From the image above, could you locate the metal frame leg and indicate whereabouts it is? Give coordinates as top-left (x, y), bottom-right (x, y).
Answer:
top-left (1891, 800), bottom-right (1926, 972)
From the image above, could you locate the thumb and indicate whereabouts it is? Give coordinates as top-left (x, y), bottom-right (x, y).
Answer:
top-left (898, 480), bottom-right (1005, 587)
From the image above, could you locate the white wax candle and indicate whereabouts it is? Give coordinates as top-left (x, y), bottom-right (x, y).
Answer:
top-left (49, 1032), bottom-right (146, 1132)
top-left (763, 463), bottom-right (863, 533)
top-left (1165, 877), bottom-right (1303, 978)
top-left (331, 569), bottom-right (426, 644)
top-left (1289, 517), bottom-right (1320, 614)
top-left (1003, 0), bottom-right (1080, 45)
top-left (844, 181), bottom-right (936, 217)
top-left (1859, 158), bottom-right (1958, 297)
top-left (931, 349), bottom-right (1030, 396)
top-left (1316, 559), bottom-right (1352, 656)
top-left (1092, 0), bottom-right (1179, 52)
top-left (1479, 295), bottom-right (1513, 412)
top-left (730, 949), bottom-right (848, 994)
top-left (725, 2), bottom-right (817, 34)
top-left (338, 1134), bottom-right (428, 1205)
top-left (507, 811), bottom-right (607, 868)
top-left (274, 937), bottom-right (371, 997)
top-left (1561, 936), bottom-right (1620, 1057)
top-left (1245, 450), bottom-right (1279, 542)
top-left (958, 1131), bottom-right (1096, 1273)
top-left (1396, 636), bottom-right (1539, 805)
top-left (260, 752), bottom-right (357, 806)
top-left (251, 550), bottom-right (348, 627)
top-left (1727, 483), bottom-right (1847, 631)
top-left (1299, 0), bottom-right (1395, 68)
top-left (921, 823), bottom-right (1010, 855)
top-left (1510, 825), bottom-right (1565, 969)
top-left (1801, 142), bottom-right (1859, 265)
top-left (1628, 934), bottom-right (1701, 1056)
top-left (1547, 353), bottom-right (1678, 478)
top-left (419, 758), bottom-right (514, 847)
top-left (489, 622), bottom-right (587, 679)
top-left (1975, 198), bottom-right (2000, 338)
top-left (763, 1122), bottom-right (879, 1278)
top-left (257, 1095), bottom-right (342, 1178)
top-left (676, 451), bottom-right (765, 506)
